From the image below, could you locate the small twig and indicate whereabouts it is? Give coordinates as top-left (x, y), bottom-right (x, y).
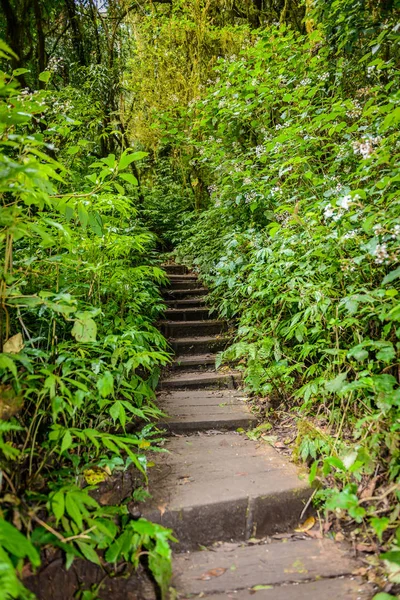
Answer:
top-left (359, 483), bottom-right (399, 504)
top-left (300, 487), bottom-right (318, 521)
top-left (63, 526), bottom-right (97, 542)
top-left (31, 515), bottom-right (97, 544)
top-left (1, 469), bottom-right (17, 494)
top-left (31, 514), bottom-right (66, 542)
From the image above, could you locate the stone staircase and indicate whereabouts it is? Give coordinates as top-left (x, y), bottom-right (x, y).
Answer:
top-left (142, 264), bottom-right (373, 599)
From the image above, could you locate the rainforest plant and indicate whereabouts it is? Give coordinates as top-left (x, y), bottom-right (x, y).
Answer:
top-left (0, 42), bottom-right (174, 599)
top-left (173, 15), bottom-right (400, 569)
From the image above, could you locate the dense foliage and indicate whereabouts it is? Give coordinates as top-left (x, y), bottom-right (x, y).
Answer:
top-left (1, 0), bottom-right (400, 597)
top-left (0, 42), bottom-right (175, 599)
top-left (140, 0), bottom-right (400, 585)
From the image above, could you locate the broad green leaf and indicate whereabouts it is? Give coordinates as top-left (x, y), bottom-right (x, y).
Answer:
top-left (71, 314), bottom-right (97, 343)
top-left (38, 71), bottom-right (51, 83)
top-left (76, 542), bottom-right (101, 565)
top-left (382, 267), bottom-right (400, 285)
top-left (119, 172), bottom-right (138, 186)
top-left (50, 490), bottom-right (65, 522)
top-left (61, 430), bottom-right (73, 454)
top-left (0, 519), bottom-right (40, 567)
top-left (97, 371), bottom-right (114, 398)
top-left (65, 493), bottom-right (83, 529)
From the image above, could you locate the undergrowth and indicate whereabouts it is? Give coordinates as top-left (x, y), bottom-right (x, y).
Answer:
top-left (171, 13), bottom-right (400, 583)
top-left (0, 43), bottom-right (174, 600)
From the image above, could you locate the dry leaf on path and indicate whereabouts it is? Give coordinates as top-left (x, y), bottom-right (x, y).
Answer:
top-left (158, 503), bottom-right (168, 516)
top-left (356, 543), bottom-right (378, 553)
top-left (305, 529), bottom-right (323, 539)
top-left (197, 567), bottom-right (227, 580)
top-left (359, 477), bottom-right (378, 499)
top-left (274, 441), bottom-right (287, 449)
top-left (294, 516), bottom-right (316, 532)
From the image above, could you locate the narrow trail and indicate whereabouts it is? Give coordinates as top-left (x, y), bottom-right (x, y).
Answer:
top-left (142, 264), bottom-right (374, 599)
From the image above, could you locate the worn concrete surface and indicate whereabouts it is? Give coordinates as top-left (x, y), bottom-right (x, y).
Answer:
top-left (160, 371), bottom-right (241, 390)
top-left (158, 389), bottom-right (255, 430)
top-left (177, 577), bottom-right (373, 600)
top-left (164, 307), bottom-right (211, 321)
top-left (142, 433), bottom-right (311, 549)
top-left (172, 538), bottom-right (361, 595)
top-left (170, 335), bottom-right (231, 355)
top-left (162, 319), bottom-right (227, 338)
top-left (171, 353), bottom-right (217, 369)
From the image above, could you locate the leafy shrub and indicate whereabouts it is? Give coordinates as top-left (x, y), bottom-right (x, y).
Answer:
top-left (0, 42), bottom-right (174, 598)
top-left (174, 20), bottom-right (400, 549)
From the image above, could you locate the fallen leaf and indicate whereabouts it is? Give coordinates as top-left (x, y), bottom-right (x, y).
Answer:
top-left (197, 567), bottom-right (227, 580)
top-left (3, 333), bottom-right (24, 354)
top-left (158, 503), bottom-right (168, 516)
top-left (294, 516), bottom-right (316, 532)
top-left (335, 532), bottom-right (345, 542)
top-left (305, 529), bottom-right (323, 539)
top-left (252, 585), bottom-right (273, 591)
top-left (83, 468), bottom-right (108, 485)
top-left (274, 441), bottom-right (286, 449)
top-left (177, 476), bottom-right (192, 485)
top-left (359, 477), bottom-right (378, 500)
top-left (99, 490), bottom-right (114, 506)
top-left (356, 543), bottom-right (378, 553)
top-left (323, 520), bottom-right (332, 533)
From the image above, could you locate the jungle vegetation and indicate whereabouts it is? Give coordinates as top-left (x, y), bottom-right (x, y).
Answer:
top-left (0, 0), bottom-right (400, 598)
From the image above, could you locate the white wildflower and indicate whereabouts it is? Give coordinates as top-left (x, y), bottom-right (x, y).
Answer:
top-left (338, 195), bottom-right (351, 210)
top-left (374, 243), bottom-right (389, 264)
top-left (255, 145), bottom-right (265, 158)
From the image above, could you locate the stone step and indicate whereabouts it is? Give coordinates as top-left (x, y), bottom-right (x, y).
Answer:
top-left (157, 389), bottom-right (255, 432)
top-left (165, 297), bottom-right (206, 309)
top-left (196, 579), bottom-right (371, 600)
top-left (161, 319), bottom-right (226, 338)
top-left (167, 273), bottom-right (198, 281)
top-left (142, 433), bottom-right (311, 550)
top-left (160, 370), bottom-right (241, 391)
top-left (163, 307), bottom-right (211, 321)
top-left (172, 539), bottom-right (371, 599)
top-left (171, 353), bottom-right (217, 370)
top-left (167, 280), bottom-right (204, 290)
top-left (164, 287), bottom-right (208, 299)
top-left (170, 335), bottom-right (230, 355)
top-left (161, 264), bottom-right (189, 275)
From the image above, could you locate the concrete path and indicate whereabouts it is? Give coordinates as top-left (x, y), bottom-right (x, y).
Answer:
top-left (143, 264), bottom-right (373, 599)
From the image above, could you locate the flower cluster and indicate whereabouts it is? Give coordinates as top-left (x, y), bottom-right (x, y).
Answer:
top-left (47, 56), bottom-right (64, 73)
top-left (352, 136), bottom-right (381, 159)
top-left (255, 145), bottom-right (265, 158)
top-left (244, 191), bottom-right (257, 204)
top-left (373, 243), bottom-right (389, 264)
top-left (323, 204), bottom-right (344, 221)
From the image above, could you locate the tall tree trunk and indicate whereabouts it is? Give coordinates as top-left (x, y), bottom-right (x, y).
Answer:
top-left (33, 0), bottom-right (46, 83)
top-left (64, 0), bottom-right (86, 66)
top-left (0, 0), bottom-right (28, 87)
